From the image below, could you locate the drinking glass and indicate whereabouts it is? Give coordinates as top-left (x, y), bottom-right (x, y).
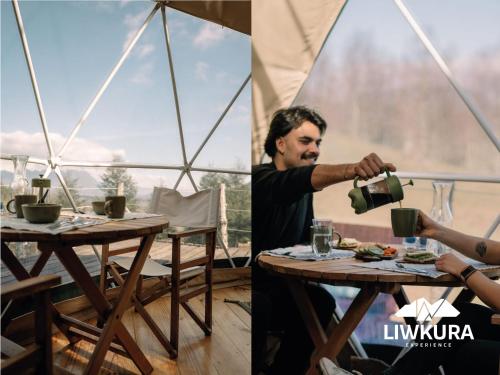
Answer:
top-left (312, 219), bottom-right (333, 257)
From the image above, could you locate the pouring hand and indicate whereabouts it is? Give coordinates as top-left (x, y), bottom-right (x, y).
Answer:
top-left (348, 153), bottom-right (396, 180)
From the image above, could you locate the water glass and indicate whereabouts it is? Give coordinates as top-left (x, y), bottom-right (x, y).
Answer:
top-left (312, 219), bottom-right (333, 257)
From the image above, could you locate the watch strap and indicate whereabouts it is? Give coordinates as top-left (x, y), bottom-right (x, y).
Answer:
top-left (460, 265), bottom-right (477, 282)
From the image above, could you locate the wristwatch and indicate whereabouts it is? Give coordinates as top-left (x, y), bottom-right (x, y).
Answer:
top-left (459, 265), bottom-right (477, 283)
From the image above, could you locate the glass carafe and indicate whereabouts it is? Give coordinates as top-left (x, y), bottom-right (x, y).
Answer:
top-left (10, 155), bottom-right (30, 196)
top-left (426, 181), bottom-right (454, 255)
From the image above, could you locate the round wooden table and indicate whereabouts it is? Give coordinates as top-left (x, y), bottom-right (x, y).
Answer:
top-left (258, 253), bottom-right (500, 375)
top-left (1, 215), bottom-right (169, 375)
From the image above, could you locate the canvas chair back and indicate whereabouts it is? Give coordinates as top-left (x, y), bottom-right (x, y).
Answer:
top-left (149, 187), bottom-right (220, 228)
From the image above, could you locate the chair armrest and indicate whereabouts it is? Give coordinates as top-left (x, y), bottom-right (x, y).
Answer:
top-left (492, 314), bottom-right (500, 325)
top-left (167, 226), bottom-right (216, 239)
top-left (2, 275), bottom-right (61, 300)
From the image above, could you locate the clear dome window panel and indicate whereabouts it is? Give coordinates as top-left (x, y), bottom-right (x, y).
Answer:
top-left (294, 0), bottom-right (499, 178)
top-left (165, 10), bottom-right (250, 159)
top-left (405, 0), bottom-right (500, 128)
top-left (2, 2), bottom-right (52, 157)
top-left (49, 166), bottom-right (184, 213)
top-left (452, 182), bottom-right (500, 241)
top-left (5, 1), bottom-right (145, 137)
top-left (189, 85), bottom-right (251, 171)
top-left (66, 5), bottom-right (184, 165)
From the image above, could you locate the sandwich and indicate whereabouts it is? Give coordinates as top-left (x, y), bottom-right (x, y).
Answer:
top-left (404, 251), bottom-right (437, 264)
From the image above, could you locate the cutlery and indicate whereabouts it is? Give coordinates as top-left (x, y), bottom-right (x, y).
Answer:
top-left (396, 262), bottom-right (429, 275)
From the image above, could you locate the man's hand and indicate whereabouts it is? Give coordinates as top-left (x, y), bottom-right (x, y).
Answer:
top-left (347, 153), bottom-right (396, 180)
top-left (435, 253), bottom-right (468, 277)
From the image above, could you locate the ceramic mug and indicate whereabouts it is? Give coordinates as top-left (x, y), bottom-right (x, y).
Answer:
top-left (6, 194), bottom-right (38, 218)
top-left (391, 208), bottom-right (418, 237)
top-left (104, 196), bottom-right (126, 219)
top-left (92, 201), bottom-right (106, 215)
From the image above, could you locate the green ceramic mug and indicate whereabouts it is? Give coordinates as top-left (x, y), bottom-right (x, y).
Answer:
top-left (104, 196), bottom-right (126, 219)
top-left (92, 201), bottom-right (106, 215)
top-left (6, 194), bottom-right (38, 218)
top-left (391, 208), bottom-right (418, 237)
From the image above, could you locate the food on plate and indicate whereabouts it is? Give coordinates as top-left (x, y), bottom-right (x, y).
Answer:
top-left (337, 238), bottom-right (359, 248)
top-left (355, 246), bottom-right (384, 261)
top-left (356, 246), bottom-right (384, 256)
top-left (355, 244), bottom-right (398, 261)
top-left (403, 251), bottom-right (437, 264)
top-left (383, 247), bottom-right (398, 256)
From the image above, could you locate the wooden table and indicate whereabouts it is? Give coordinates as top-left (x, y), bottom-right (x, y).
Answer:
top-left (1, 215), bottom-right (169, 375)
top-left (258, 254), bottom-right (500, 374)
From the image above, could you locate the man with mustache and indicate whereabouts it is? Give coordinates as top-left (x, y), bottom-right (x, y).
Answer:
top-left (252, 106), bottom-right (396, 374)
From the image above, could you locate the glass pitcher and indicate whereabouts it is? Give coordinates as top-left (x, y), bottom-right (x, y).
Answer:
top-left (426, 181), bottom-right (454, 255)
top-left (10, 155), bottom-right (30, 196)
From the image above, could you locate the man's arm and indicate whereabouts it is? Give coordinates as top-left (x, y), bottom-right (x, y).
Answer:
top-left (311, 153), bottom-right (396, 190)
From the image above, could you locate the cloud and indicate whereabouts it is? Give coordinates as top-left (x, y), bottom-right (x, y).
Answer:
top-left (136, 43), bottom-right (155, 58)
top-left (119, 0), bottom-right (133, 8)
top-left (130, 62), bottom-right (154, 85)
top-left (168, 19), bottom-right (190, 38)
top-left (215, 71), bottom-right (228, 81)
top-left (193, 23), bottom-right (229, 49)
top-left (122, 9), bottom-right (152, 53)
top-left (195, 61), bottom-right (209, 81)
top-left (1, 131), bottom-right (125, 163)
top-left (95, 2), bottom-right (115, 13)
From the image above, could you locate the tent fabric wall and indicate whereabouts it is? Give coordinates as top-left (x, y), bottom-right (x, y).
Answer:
top-left (167, 0), bottom-right (251, 35)
top-left (251, 0), bottom-right (346, 164)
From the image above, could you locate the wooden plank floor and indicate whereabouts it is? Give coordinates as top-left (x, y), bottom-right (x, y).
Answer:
top-left (1, 240), bottom-right (250, 286)
top-left (52, 285), bottom-right (251, 374)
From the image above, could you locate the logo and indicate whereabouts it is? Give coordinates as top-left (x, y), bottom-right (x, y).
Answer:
top-left (395, 298), bottom-right (460, 322)
top-left (383, 298), bottom-right (473, 347)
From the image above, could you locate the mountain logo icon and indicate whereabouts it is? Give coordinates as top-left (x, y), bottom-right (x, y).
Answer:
top-left (395, 298), bottom-right (460, 322)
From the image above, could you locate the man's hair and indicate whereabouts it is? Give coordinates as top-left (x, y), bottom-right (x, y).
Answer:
top-left (264, 106), bottom-right (327, 157)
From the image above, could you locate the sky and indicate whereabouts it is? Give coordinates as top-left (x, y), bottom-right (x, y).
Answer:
top-left (331, 0), bottom-right (500, 61)
top-left (1, 0), bottom-right (250, 190)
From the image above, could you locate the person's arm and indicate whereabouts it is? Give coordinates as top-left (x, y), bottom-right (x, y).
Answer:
top-left (417, 211), bottom-right (500, 264)
top-left (311, 153), bottom-right (396, 190)
top-left (435, 253), bottom-right (500, 311)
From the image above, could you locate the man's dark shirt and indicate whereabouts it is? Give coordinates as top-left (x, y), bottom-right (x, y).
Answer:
top-left (252, 162), bottom-right (317, 289)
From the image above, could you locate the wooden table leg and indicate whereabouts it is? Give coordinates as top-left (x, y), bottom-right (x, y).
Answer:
top-left (286, 279), bottom-right (328, 349)
top-left (286, 282), bottom-right (379, 375)
top-left (51, 235), bottom-right (156, 375)
top-left (1, 242), bottom-right (76, 342)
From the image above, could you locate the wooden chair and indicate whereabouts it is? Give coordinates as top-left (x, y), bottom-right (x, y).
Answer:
top-left (1, 274), bottom-right (61, 375)
top-left (100, 187), bottom-right (220, 358)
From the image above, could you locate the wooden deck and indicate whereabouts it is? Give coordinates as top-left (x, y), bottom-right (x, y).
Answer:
top-left (52, 285), bottom-right (251, 374)
top-left (1, 240), bottom-right (250, 286)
